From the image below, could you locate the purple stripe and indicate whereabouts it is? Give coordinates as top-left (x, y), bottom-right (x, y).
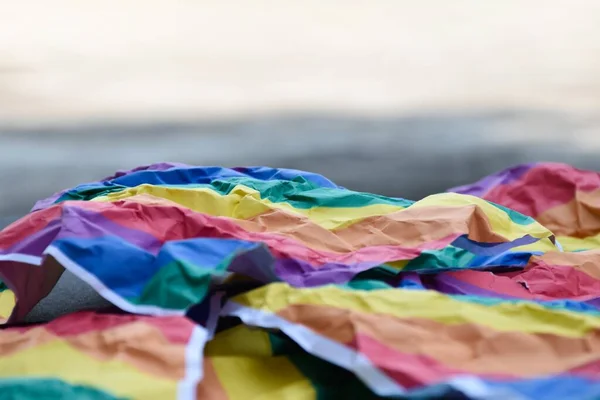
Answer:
top-left (7, 203), bottom-right (547, 288)
top-left (395, 272), bottom-right (427, 290)
top-left (31, 163), bottom-right (186, 212)
top-left (31, 195), bottom-right (63, 212)
top-left (428, 273), bottom-right (519, 299)
top-left (227, 244), bottom-right (280, 284)
top-left (4, 204), bottom-right (387, 286)
top-left (430, 269), bottom-right (600, 307)
top-left (448, 163), bottom-right (537, 197)
top-left (58, 206), bottom-right (163, 254)
top-left (216, 244), bottom-right (375, 287)
top-left (583, 297), bottom-right (600, 309)
top-left (274, 258), bottom-right (383, 287)
top-left (432, 273), bottom-right (600, 310)
top-left (2, 218), bottom-right (62, 256)
top-left (2, 205), bottom-right (162, 258)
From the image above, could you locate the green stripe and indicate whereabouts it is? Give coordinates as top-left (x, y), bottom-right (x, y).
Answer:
top-left (211, 177), bottom-right (414, 209)
top-left (343, 278), bottom-right (393, 291)
top-left (133, 257), bottom-right (234, 309)
top-left (56, 177), bottom-right (414, 209)
top-left (340, 279), bottom-right (600, 316)
top-left (346, 265), bottom-right (399, 285)
top-left (267, 332), bottom-right (379, 399)
top-left (402, 246), bottom-right (477, 272)
top-left (0, 378), bottom-right (125, 400)
top-left (56, 185), bottom-right (127, 203)
top-left (488, 201), bottom-right (536, 225)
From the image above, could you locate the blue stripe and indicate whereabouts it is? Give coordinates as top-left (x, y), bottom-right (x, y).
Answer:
top-left (483, 375), bottom-right (600, 400)
top-left (468, 251), bottom-right (540, 268)
top-left (52, 236), bottom-right (154, 299)
top-left (390, 375), bottom-right (600, 400)
top-left (111, 166), bottom-right (340, 189)
top-left (155, 238), bottom-right (261, 267)
top-left (450, 234), bottom-right (541, 256)
top-left (345, 276), bottom-right (600, 315)
top-left (51, 236), bottom-right (268, 301)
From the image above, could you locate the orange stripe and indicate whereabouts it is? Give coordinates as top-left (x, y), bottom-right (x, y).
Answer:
top-left (536, 189), bottom-right (600, 237)
top-left (0, 314), bottom-right (189, 381)
top-left (277, 304), bottom-right (600, 377)
top-left (531, 252), bottom-right (600, 280)
top-left (196, 359), bottom-right (229, 400)
top-left (0, 326), bottom-right (55, 357)
top-left (65, 320), bottom-right (187, 380)
top-left (118, 194), bottom-right (518, 252)
top-left (232, 203), bottom-right (508, 251)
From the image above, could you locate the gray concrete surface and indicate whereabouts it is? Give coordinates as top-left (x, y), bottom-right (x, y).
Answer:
top-left (2, 109), bottom-right (600, 220)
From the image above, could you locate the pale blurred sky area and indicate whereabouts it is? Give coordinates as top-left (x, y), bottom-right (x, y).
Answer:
top-left (1, 0), bottom-right (600, 221)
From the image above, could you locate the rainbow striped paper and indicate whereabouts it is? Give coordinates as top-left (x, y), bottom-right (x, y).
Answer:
top-left (1, 162), bottom-right (599, 399)
top-left (0, 311), bottom-right (206, 399)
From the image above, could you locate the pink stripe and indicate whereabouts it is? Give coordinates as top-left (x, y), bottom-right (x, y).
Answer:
top-left (41, 311), bottom-right (194, 344)
top-left (514, 262), bottom-right (600, 299)
top-left (447, 264), bottom-right (600, 302)
top-left (483, 163), bottom-right (600, 218)
top-left (0, 207), bottom-right (62, 250)
top-left (352, 333), bottom-right (513, 388)
top-left (569, 359), bottom-right (600, 379)
top-left (17, 200), bottom-right (458, 266)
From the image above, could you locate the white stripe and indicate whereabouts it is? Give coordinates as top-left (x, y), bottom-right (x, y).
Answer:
top-left (221, 301), bottom-right (406, 397)
top-left (447, 376), bottom-right (526, 400)
top-left (45, 245), bottom-right (209, 400)
top-left (177, 325), bottom-right (208, 400)
top-left (554, 239), bottom-right (564, 252)
top-left (44, 245), bottom-right (185, 316)
top-left (223, 302), bottom-right (525, 399)
top-left (0, 253), bottom-right (42, 265)
top-left (205, 292), bottom-right (224, 340)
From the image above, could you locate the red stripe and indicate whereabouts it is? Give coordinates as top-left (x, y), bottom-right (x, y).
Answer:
top-left (92, 200), bottom-right (451, 265)
top-left (142, 315), bottom-right (196, 344)
top-left (41, 311), bottom-right (194, 343)
top-left (352, 333), bottom-right (513, 388)
top-left (446, 270), bottom-right (536, 299)
top-left (569, 359), bottom-right (600, 379)
top-left (28, 200), bottom-right (457, 265)
top-left (43, 311), bottom-right (139, 336)
top-left (92, 200), bottom-right (441, 264)
top-left (448, 264), bottom-right (600, 302)
top-left (483, 163), bottom-right (600, 218)
top-left (513, 262), bottom-right (600, 299)
top-left (0, 207), bottom-right (62, 250)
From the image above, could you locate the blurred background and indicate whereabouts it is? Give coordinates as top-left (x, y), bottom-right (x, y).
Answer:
top-left (2, 0), bottom-right (600, 227)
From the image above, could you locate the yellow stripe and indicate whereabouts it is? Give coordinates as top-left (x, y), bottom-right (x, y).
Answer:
top-left (411, 193), bottom-right (551, 241)
top-left (511, 237), bottom-right (558, 253)
top-left (233, 283), bottom-right (600, 338)
top-left (0, 338), bottom-right (177, 399)
top-left (384, 236), bottom-right (557, 270)
top-left (0, 289), bottom-right (15, 321)
top-left (211, 355), bottom-right (315, 400)
top-left (207, 325), bottom-right (315, 399)
top-left (93, 184), bottom-right (404, 230)
top-left (205, 325), bottom-right (273, 357)
top-left (94, 185), bottom-right (552, 241)
top-left (555, 235), bottom-right (600, 251)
